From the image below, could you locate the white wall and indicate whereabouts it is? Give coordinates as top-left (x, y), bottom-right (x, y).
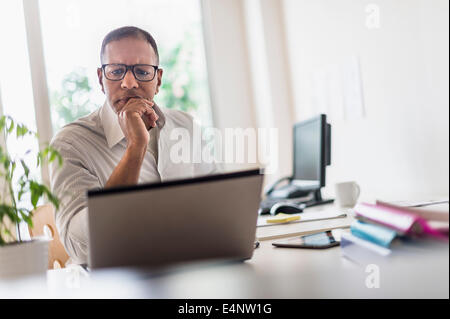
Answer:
top-left (201, 0), bottom-right (260, 173)
top-left (202, 0), bottom-right (296, 185)
top-left (243, 0), bottom-right (295, 185)
top-left (282, 0), bottom-right (449, 200)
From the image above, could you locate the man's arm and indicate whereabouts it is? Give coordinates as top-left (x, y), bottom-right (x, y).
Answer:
top-left (49, 139), bottom-right (102, 265)
top-left (105, 144), bottom-right (147, 187)
top-left (105, 98), bottom-right (158, 188)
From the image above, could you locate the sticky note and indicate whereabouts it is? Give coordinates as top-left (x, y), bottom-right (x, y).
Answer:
top-left (266, 213), bottom-right (301, 224)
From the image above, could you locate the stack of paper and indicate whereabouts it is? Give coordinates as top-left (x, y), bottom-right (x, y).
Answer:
top-left (256, 209), bottom-right (351, 240)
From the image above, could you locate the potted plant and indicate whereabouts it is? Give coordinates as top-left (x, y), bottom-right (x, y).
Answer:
top-left (0, 115), bottom-right (62, 279)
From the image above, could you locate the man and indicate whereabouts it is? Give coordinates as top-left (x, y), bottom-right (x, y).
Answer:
top-left (50, 26), bottom-right (219, 265)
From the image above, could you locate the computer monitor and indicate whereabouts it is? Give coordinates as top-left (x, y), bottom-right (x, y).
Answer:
top-left (291, 114), bottom-right (331, 192)
top-left (260, 113), bottom-right (332, 211)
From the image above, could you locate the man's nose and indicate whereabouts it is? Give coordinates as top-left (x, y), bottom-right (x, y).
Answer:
top-left (121, 69), bottom-right (139, 89)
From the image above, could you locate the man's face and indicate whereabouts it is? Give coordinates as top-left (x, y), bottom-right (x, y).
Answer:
top-left (97, 37), bottom-right (163, 113)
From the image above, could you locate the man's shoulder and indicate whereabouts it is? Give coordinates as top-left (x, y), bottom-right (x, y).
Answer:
top-left (51, 108), bottom-right (103, 148)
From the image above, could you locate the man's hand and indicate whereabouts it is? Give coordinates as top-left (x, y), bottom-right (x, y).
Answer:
top-left (105, 97), bottom-right (158, 188)
top-left (117, 97), bottom-right (159, 148)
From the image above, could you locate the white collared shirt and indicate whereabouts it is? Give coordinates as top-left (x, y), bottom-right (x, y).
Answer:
top-left (49, 102), bottom-right (220, 265)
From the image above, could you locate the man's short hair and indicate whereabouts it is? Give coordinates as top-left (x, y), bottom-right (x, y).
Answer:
top-left (100, 26), bottom-right (159, 65)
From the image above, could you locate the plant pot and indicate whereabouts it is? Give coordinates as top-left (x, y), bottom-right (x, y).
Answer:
top-left (0, 237), bottom-right (49, 279)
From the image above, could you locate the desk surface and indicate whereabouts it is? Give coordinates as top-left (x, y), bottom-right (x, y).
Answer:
top-left (1, 203), bottom-right (449, 298)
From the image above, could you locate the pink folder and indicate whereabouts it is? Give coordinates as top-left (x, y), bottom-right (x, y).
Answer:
top-left (354, 202), bottom-right (448, 241)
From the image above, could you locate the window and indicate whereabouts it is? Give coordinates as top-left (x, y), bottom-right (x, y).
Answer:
top-left (0, 1), bottom-right (41, 197)
top-left (39, 0), bottom-right (213, 132)
top-left (0, 1), bottom-right (42, 240)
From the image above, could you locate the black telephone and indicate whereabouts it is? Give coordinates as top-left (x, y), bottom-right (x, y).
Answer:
top-left (264, 176), bottom-right (310, 199)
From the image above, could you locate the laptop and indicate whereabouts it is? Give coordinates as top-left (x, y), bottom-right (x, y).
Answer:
top-left (87, 168), bottom-right (264, 269)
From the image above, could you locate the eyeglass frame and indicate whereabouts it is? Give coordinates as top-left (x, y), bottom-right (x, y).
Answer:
top-left (101, 63), bottom-right (159, 82)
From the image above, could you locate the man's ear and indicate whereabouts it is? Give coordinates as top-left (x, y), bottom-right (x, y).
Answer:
top-left (97, 67), bottom-right (105, 94)
top-left (155, 68), bottom-right (163, 95)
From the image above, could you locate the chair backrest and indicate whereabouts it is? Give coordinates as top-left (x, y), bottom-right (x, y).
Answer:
top-left (28, 204), bottom-right (70, 269)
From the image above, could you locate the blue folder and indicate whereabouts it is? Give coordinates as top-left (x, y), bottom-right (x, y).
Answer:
top-left (350, 220), bottom-right (397, 248)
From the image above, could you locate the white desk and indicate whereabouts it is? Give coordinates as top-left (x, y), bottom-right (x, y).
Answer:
top-left (1, 204), bottom-right (448, 298)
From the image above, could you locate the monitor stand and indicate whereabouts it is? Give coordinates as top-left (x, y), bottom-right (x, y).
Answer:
top-left (300, 189), bottom-right (334, 208)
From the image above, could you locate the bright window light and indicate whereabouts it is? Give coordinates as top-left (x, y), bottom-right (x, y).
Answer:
top-left (0, 0), bottom-right (42, 240)
top-left (39, 0), bottom-right (213, 132)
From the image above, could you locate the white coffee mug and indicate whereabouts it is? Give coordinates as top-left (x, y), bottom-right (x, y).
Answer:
top-left (335, 181), bottom-right (360, 208)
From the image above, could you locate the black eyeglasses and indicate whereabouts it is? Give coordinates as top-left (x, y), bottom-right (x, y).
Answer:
top-left (101, 64), bottom-right (159, 82)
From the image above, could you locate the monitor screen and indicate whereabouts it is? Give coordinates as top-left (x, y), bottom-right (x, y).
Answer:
top-left (292, 115), bottom-right (326, 188)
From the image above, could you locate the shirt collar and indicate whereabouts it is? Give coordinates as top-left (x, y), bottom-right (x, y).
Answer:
top-left (100, 100), bottom-right (166, 149)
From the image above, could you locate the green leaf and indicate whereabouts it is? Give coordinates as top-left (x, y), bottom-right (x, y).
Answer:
top-left (16, 124), bottom-right (29, 138)
top-left (31, 191), bottom-right (39, 208)
top-left (3, 157), bottom-right (10, 170)
top-left (0, 116), bottom-right (6, 131)
top-left (18, 189), bottom-right (24, 201)
top-left (49, 150), bottom-right (57, 162)
top-left (0, 205), bottom-right (20, 224)
top-left (45, 189), bottom-right (60, 210)
top-left (9, 161), bottom-right (16, 179)
top-left (30, 183), bottom-right (43, 208)
top-left (7, 119), bottom-right (14, 133)
top-left (19, 210), bottom-right (33, 228)
top-left (20, 159), bottom-right (30, 178)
